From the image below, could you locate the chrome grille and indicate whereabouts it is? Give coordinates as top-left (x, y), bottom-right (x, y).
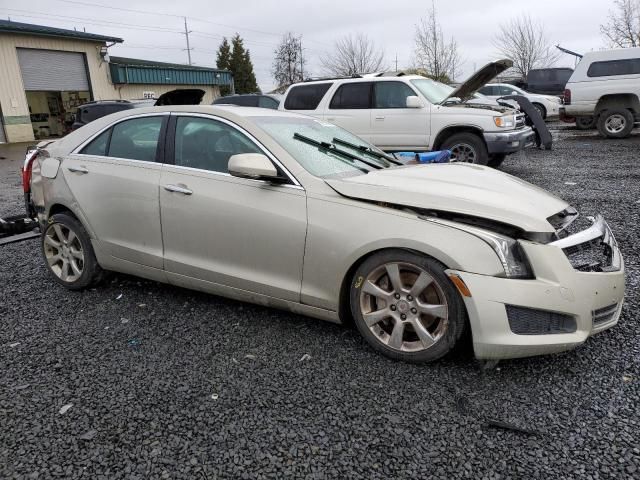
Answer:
top-left (592, 303), bottom-right (619, 326)
top-left (515, 113), bottom-right (525, 128)
top-left (563, 238), bottom-right (614, 272)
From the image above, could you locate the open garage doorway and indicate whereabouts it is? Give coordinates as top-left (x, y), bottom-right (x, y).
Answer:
top-left (17, 48), bottom-right (92, 139)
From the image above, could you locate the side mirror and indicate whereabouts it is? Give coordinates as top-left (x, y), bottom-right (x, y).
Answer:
top-left (228, 153), bottom-right (280, 181)
top-left (406, 96), bottom-right (423, 108)
top-left (511, 91), bottom-right (519, 95)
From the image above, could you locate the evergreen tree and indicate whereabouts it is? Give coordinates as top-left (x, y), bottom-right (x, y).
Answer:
top-left (229, 34), bottom-right (260, 94)
top-left (216, 38), bottom-right (232, 95)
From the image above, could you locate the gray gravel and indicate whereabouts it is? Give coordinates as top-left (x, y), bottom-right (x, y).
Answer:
top-left (1, 125), bottom-right (639, 479)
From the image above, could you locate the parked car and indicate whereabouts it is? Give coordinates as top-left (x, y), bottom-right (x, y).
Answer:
top-left (71, 89), bottom-right (205, 130)
top-left (478, 83), bottom-right (561, 120)
top-left (279, 60), bottom-right (534, 167)
top-left (526, 68), bottom-right (574, 96)
top-left (561, 47), bottom-right (640, 138)
top-left (213, 94), bottom-right (281, 109)
top-left (23, 105), bottom-right (624, 363)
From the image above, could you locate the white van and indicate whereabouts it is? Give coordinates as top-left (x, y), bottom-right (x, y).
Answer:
top-left (561, 47), bottom-right (640, 138)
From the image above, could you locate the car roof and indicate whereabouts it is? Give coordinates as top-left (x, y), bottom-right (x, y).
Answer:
top-left (295, 75), bottom-right (426, 86)
top-left (110, 104), bottom-right (309, 120)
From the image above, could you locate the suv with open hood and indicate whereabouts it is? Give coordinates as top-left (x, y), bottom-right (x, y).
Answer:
top-left (280, 60), bottom-right (534, 167)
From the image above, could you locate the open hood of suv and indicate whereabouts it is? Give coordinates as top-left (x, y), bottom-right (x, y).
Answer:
top-left (154, 89), bottom-right (205, 106)
top-left (444, 59), bottom-right (513, 103)
top-left (326, 163), bottom-right (568, 233)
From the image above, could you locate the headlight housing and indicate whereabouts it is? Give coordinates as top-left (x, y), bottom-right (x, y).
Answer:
top-left (493, 115), bottom-right (515, 128)
top-left (469, 228), bottom-right (533, 278)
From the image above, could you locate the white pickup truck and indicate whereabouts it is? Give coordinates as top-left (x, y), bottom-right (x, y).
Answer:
top-left (561, 47), bottom-right (640, 138)
top-left (280, 60), bottom-right (534, 167)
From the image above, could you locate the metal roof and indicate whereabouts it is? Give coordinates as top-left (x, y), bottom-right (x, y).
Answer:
top-left (108, 57), bottom-right (233, 86)
top-left (0, 19), bottom-right (123, 43)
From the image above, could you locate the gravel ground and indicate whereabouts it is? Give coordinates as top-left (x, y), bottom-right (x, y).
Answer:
top-left (1, 125), bottom-right (639, 479)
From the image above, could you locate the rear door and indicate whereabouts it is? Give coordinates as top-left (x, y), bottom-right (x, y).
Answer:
top-left (159, 114), bottom-right (307, 301)
top-left (370, 81), bottom-right (429, 149)
top-left (324, 82), bottom-right (373, 141)
top-left (63, 114), bottom-right (166, 268)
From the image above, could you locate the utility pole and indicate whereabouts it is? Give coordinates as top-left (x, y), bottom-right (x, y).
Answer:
top-left (183, 17), bottom-right (193, 66)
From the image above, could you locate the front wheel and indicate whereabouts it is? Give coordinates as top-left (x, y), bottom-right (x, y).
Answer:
top-left (42, 213), bottom-right (104, 290)
top-left (597, 109), bottom-right (634, 138)
top-left (349, 250), bottom-right (467, 363)
top-left (440, 132), bottom-right (489, 165)
top-left (575, 116), bottom-right (595, 130)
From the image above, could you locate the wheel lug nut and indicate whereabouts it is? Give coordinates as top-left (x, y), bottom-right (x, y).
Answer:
top-left (411, 308), bottom-right (417, 314)
top-left (407, 295), bottom-right (413, 301)
top-left (394, 293), bottom-right (400, 300)
top-left (401, 314), bottom-right (407, 320)
top-left (390, 305), bottom-right (397, 311)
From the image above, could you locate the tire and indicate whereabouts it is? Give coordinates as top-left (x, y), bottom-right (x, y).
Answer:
top-left (440, 132), bottom-right (489, 166)
top-left (532, 103), bottom-right (546, 120)
top-left (597, 109), bottom-right (634, 139)
top-left (349, 250), bottom-right (467, 363)
top-left (575, 116), bottom-right (595, 130)
top-left (487, 154), bottom-right (506, 168)
top-left (41, 213), bottom-right (105, 290)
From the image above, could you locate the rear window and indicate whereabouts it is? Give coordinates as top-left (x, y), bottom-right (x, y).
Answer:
top-left (284, 83), bottom-right (332, 110)
top-left (527, 69), bottom-right (573, 83)
top-left (330, 82), bottom-right (372, 109)
top-left (587, 58), bottom-right (640, 77)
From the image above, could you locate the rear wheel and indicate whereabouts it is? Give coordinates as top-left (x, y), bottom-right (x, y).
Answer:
top-left (532, 103), bottom-right (546, 119)
top-left (575, 116), bottom-right (595, 130)
top-left (349, 250), bottom-right (467, 363)
top-left (597, 109), bottom-right (634, 138)
top-left (42, 213), bottom-right (104, 290)
top-left (440, 132), bottom-right (489, 166)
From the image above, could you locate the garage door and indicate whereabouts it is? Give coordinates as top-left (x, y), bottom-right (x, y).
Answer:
top-left (17, 48), bottom-right (89, 91)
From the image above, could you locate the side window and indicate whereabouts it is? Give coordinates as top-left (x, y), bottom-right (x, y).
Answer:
top-left (329, 83), bottom-right (372, 109)
top-left (174, 116), bottom-right (262, 173)
top-left (231, 96), bottom-right (257, 106)
top-left (374, 82), bottom-right (417, 108)
top-left (258, 96), bottom-right (279, 109)
top-left (80, 129), bottom-right (110, 156)
top-left (587, 58), bottom-right (640, 77)
top-left (498, 85), bottom-right (515, 96)
top-left (108, 116), bottom-right (163, 162)
top-left (284, 83), bottom-right (333, 110)
top-left (478, 86), bottom-right (493, 95)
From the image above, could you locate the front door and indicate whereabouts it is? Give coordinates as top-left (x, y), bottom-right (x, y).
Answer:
top-left (370, 81), bottom-right (430, 149)
top-left (159, 114), bottom-right (307, 301)
top-left (64, 114), bottom-right (166, 268)
top-left (324, 82), bottom-right (373, 141)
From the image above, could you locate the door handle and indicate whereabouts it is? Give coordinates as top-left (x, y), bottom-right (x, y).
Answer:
top-left (67, 166), bottom-right (88, 174)
top-left (164, 184), bottom-right (193, 195)
top-left (374, 116), bottom-right (385, 120)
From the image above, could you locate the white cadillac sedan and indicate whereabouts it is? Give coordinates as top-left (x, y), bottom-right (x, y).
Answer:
top-left (24, 106), bottom-right (624, 363)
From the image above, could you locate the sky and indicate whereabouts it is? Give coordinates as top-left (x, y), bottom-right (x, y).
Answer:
top-left (0, 0), bottom-right (616, 92)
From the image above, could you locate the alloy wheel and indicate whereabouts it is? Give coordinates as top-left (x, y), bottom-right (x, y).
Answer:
top-left (43, 223), bottom-right (85, 283)
top-left (359, 262), bottom-right (449, 353)
top-left (449, 143), bottom-right (477, 163)
top-left (605, 114), bottom-right (627, 135)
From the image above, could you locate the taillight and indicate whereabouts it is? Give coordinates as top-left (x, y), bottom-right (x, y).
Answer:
top-left (563, 88), bottom-right (571, 105)
top-left (22, 148), bottom-right (39, 193)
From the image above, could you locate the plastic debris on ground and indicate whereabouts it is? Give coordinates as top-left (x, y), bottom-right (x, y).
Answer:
top-left (244, 354), bottom-right (256, 360)
top-left (8, 342), bottom-right (20, 348)
top-left (116, 294), bottom-right (123, 300)
top-left (59, 404), bottom-right (73, 415)
top-left (564, 181), bottom-right (577, 185)
top-left (128, 339), bottom-right (141, 347)
top-left (121, 318), bottom-right (129, 324)
top-left (299, 354), bottom-right (312, 362)
top-left (395, 150), bottom-right (452, 164)
top-left (210, 393), bottom-right (219, 400)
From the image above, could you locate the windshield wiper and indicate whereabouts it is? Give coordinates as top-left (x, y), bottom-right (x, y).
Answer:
top-left (331, 137), bottom-right (403, 166)
top-left (293, 133), bottom-right (383, 172)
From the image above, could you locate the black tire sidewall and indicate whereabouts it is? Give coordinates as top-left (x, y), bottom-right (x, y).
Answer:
top-left (597, 109), bottom-right (634, 138)
top-left (533, 103), bottom-right (546, 119)
top-left (441, 132), bottom-right (489, 166)
top-left (349, 250), bottom-right (467, 363)
top-left (42, 213), bottom-right (100, 290)
top-left (576, 117), bottom-right (594, 130)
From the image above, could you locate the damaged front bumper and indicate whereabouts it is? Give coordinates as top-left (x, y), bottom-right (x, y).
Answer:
top-left (483, 126), bottom-right (535, 155)
top-left (449, 215), bottom-right (625, 360)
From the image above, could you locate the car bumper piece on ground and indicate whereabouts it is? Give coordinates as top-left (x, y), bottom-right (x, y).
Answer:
top-left (484, 127), bottom-right (535, 154)
top-left (448, 217), bottom-right (625, 360)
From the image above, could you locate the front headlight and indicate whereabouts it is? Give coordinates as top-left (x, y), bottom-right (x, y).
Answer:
top-left (469, 228), bottom-right (533, 278)
top-left (493, 115), bottom-right (515, 128)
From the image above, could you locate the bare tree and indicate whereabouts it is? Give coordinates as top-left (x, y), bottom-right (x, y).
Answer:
top-left (493, 15), bottom-right (560, 77)
top-left (272, 32), bottom-right (305, 88)
top-left (320, 33), bottom-right (385, 76)
top-left (600, 0), bottom-right (640, 48)
top-left (413, 2), bottom-right (462, 83)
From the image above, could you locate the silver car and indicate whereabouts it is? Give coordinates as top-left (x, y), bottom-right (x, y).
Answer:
top-left (25, 106), bottom-right (624, 363)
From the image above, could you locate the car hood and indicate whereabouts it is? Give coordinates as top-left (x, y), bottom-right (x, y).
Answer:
top-left (325, 163), bottom-right (568, 233)
top-left (445, 59), bottom-right (513, 103)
